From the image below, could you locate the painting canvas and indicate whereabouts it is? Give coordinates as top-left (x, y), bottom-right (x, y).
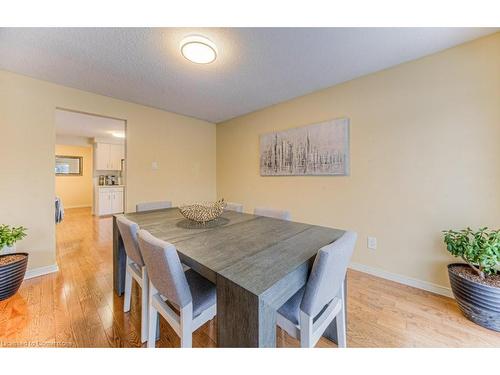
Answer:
top-left (260, 118), bottom-right (349, 176)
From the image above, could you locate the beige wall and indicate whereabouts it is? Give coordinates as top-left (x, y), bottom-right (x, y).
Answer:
top-left (217, 33), bottom-right (500, 289)
top-left (55, 144), bottom-right (93, 209)
top-left (0, 70), bottom-right (216, 271)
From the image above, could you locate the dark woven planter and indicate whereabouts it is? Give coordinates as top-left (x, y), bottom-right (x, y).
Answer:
top-left (448, 263), bottom-right (500, 332)
top-left (0, 252), bottom-right (28, 301)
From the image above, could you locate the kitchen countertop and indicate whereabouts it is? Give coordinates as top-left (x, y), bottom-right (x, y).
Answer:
top-left (96, 185), bottom-right (125, 188)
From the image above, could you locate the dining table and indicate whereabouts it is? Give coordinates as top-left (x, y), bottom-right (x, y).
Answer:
top-left (113, 207), bottom-right (346, 347)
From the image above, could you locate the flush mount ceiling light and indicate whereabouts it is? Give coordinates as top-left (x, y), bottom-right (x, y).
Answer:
top-left (110, 131), bottom-right (125, 138)
top-left (180, 35), bottom-right (217, 64)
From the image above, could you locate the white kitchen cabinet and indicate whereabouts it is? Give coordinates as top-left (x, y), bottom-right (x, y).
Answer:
top-left (110, 144), bottom-right (124, 170)
top-left (95, 143), bottom-right (111, 170)
top-left (98, 189), bottom-right (112, 215)
top-left (111, 188), bottom-right (124, 214)
top-left (95, 142), bottom-right (124, 171)
top-left (95, 186), bottom-right (124, 216)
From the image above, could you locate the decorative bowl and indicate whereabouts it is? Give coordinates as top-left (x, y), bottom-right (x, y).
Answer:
top-left (179, 199), bottom-right (225, 223)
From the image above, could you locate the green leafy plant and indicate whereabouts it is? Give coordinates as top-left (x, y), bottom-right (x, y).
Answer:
top-left (443, 227), bottom-right (500, 279)
top-left (0, 225), bottom-right (27, 252)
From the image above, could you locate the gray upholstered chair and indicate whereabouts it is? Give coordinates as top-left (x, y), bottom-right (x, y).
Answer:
top-left (276, 231), bottom-right (357, 348)
top-left (136, 200), bottom-right (191, 271)
top-left (137, 229), bottom-right (217, 348)
top-left (136, 201), bottom-right (172, 212)
top-left (253, 206), bottom-right (291, 221)
top-left (225, 202), bottom-right (244, 213)
top-left (116, 215), bottom-right (150, 343)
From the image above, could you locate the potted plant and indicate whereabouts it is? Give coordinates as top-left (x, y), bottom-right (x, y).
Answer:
top-left (0, 225), bottom-right (29, 301)
top-left (443, 227), bottom-right (500, 332)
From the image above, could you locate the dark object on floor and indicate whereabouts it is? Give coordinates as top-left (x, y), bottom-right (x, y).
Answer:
top-left (55, 196), bottom-right (64, 223)
top-left (0, 252), bottom-right (29, 301)
top-left (448, 263), bottom-right (500, 332)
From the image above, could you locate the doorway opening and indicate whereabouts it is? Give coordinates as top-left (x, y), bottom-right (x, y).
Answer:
top-left (54, 108), bottom-right (127, 222)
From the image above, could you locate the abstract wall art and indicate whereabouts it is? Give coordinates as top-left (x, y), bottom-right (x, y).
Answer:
top-left (259, 118), bottom-right (350, 176)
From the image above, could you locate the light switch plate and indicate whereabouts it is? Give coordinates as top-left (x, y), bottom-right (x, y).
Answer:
top-left (367, 236), bottom-right (377, 250)
top-left (151, 161), bottom-right (158, 170)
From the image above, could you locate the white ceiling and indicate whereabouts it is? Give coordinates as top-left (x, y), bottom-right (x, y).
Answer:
top-left (55, 109), bottom-right (125, 138)
top-left (1, 28), bottom-right (497, 123)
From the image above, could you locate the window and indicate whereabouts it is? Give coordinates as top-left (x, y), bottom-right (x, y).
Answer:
top-left (55, 155), bottom-right (83, 176)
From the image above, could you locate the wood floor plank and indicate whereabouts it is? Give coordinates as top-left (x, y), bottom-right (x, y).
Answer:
top-left (0, 207), bottom-right (499, 348)
top-left (38, 274), bottom-right (56, 346)
top-left (53, 270), bottom-right (76, 347)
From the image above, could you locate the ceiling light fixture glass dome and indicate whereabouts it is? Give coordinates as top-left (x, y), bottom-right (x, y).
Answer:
top-left (180, 35), bottom-right (217, 64)
top-left (110, 131), bottom-right (125, 138)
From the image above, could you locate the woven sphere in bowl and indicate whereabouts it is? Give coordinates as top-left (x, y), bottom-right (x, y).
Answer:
top-left (179, 199), bottom-right (226, 223)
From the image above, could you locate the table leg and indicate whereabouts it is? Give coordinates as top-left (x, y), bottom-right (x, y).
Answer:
top-left (322, 274), bottom-right (347, 344)
top-left (216, 275), bottom-right (277, 347)
top-left (113, 216), bottom-right (126, 296)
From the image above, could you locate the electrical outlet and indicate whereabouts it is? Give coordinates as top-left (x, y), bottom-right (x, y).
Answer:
top-left (367, 236), bottom-right (377, 250)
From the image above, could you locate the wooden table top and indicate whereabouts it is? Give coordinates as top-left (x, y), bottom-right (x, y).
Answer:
top-left (123, 208), bottom-right (345, 297)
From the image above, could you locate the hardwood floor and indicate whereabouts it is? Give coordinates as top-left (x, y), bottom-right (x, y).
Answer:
top-left (0, 207), bottom-right (498, 347)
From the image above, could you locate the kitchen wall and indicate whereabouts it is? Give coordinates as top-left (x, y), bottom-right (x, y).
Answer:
top-left (216, 32), bottom-right (500, 290)
top-left (0, 70), bottom-right (216, 272)
top-left (55, 134), bottom-right (92, 147)
top-left (55, 144), bottom-right (93, 209)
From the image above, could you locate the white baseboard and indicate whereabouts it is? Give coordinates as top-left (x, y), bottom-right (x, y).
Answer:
top-left (349, 262), bottom-right (453, 298)
top-left (64, 205), bottom-right (91, 209)
top-left (24, 263), bottom-right (59, 280)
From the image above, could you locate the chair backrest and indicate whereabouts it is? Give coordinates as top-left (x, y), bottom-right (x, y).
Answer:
top-left (116, 216), bottom-right (144, 267)
top-left (137, 229), bottom-right (192, 309)
top-left (300, 231), bottom-right (357, 318)
top-left (254, 207), bottom-right (291, 221)
top-left (225, 202), bottom-right (244, 213)
top-left (136, 201), bottom-right (172, 212)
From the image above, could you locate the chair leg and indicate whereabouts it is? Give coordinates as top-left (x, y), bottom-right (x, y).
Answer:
top-left (299, 311), bottom-right (314, 348)
top-left (123, 265), bottom-right (132, 313)
top-left (148, 286), bottom-right (159, 348)
top-left (180, 304), bottom-right (193, 348)
top-left (156, 314), bottom-right (160, 340)
top-left (140, 268), bottom-right (149, 343)
top-left (336, 308), bottom-right (347, 348)
top-left (336, 284), bottom-right (347, 348)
